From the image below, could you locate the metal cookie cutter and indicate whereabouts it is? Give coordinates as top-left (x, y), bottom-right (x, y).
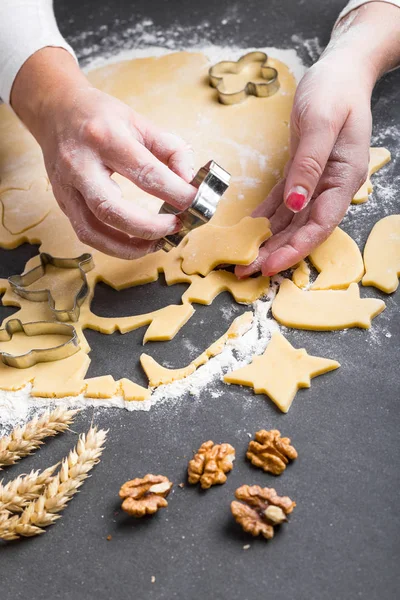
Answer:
top-left (8, 253), bottom-right (94, 323)
top-left (0, 319), bottom-right (80, 369)
top-left (209, 51), bottom-right (279, 105)
top-left (160, 160), bottom-right (231, 251)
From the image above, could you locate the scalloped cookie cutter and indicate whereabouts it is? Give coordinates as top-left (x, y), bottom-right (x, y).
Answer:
top-left (8, 252), bottom-right (95, 322)
top-left (160, 160), bottom-right (231, 251)
top-left (209, 51), bottom-right (279, 105)
top-left (0, 319), bottom-right (80, 368)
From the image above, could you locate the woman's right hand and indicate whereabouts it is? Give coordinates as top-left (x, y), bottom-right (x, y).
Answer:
top-left (11, 48), bottom-right (197, 258)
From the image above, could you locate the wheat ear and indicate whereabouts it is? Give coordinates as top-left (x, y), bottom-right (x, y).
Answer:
top-left (0, 426), bottom-right (107, 540)
top-left (0, 464), bottom-right (59, 513)
top-left (0, 407), bottom-right (79, 469)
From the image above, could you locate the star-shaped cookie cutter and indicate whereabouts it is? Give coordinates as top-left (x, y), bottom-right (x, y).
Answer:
top-left (0, 319), bottom-right (80, 368)
top-left (209, 51), bottom-right (279, 105)
top-left (8, 253), bottom-right (95, 322)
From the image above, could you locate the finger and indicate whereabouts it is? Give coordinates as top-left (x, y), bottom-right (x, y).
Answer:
top-left (74, 162), bottom-right (182, 240)
top-left (251, 179), bottom-right (286, 219)
top-left (103, 135), bottom-right (197, 211)
top-left (57, 185), bottom-right (156, 259)
top-left (136, 116), bottom-right (195, 183)
top-left (260, 207), bottom-right (333, 275)
top-left (264, 111), bottom-right (370, 275)
top-left (284, 113), bottom-right (343, 213)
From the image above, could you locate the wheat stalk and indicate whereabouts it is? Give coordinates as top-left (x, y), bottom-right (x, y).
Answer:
top-left (0, 464), bottom-right (59, 513)
top-left (0, 407), bottom-right (79, 469)
top-left (0, 426), bottom-right (107, 540)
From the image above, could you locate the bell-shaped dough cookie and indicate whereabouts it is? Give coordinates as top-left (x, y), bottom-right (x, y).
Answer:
top-left (272, 279), bottom-right (385, 330)
top-left (362, 215), bottom-right (400, 294)
top-left (224, 331), bottom-right (340, 413)
top-left (352, 147), bottom-right (391, 204)
top-left (309, 227), bottom-right (364, 290)
top-left (180, 216), bottom-right (272, 276)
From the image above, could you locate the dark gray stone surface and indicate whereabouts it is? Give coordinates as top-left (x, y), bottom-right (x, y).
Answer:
top-left (1, 1), bottom-right (399, 599)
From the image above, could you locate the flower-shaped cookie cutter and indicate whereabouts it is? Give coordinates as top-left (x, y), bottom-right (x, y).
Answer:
top-left (0, 319), bottom-right (80, 368)
top-left (8, 253), bottom-right (94, 323)
top-left (209, 51), bottom-right (279, 105)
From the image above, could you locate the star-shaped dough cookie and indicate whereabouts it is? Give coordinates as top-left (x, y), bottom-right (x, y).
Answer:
top-left (224, 332), bottom-right (340, 413)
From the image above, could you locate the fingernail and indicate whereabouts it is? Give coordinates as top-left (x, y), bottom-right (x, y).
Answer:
top-left (286, 186), bottom-right (308, 212)
top-left (167, 219), bottom-right (182, 235)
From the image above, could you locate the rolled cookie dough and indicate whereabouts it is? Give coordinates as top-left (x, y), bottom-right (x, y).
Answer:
top-left (362, 215), bottom-right (400, 293)
top-left (224, 331), bottom-right (340, 413)
top-left (272, 279), bottom-right (385, 330)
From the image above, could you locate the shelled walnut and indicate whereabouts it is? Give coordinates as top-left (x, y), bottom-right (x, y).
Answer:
top-left (119, 474), bottom-right (173, 517)
top-left (188, 441), bottom-right (235, 489)
top-left (247, 429), bottom-right (298, 475)
top-left (231, 485), bottom-right (295, 539)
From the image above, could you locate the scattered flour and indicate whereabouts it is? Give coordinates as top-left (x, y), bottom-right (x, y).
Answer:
top-left (0, 284), bottom-right (280, 436)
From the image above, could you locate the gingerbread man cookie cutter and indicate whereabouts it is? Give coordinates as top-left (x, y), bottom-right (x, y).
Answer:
top-left (0, 319), bottom-right (80, 368)
top-left (209, 51), bottom-right (279, 105)
top-left (8, 253), bottom-right (94, 323)
top-left (160, 160), bottom-right (231, 251)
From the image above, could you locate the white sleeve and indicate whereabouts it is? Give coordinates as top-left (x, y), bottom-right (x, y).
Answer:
top-left (335, 0), bottom-right (400, 26)
top-left (0, 0), bottom-right (77, 105)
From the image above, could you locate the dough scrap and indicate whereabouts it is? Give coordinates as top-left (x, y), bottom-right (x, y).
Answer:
top-left (292, 260), bottom-right (310, 289)
top-left (84, 375), bottom-right (119, 399)
top-left (362, 215), bottom-right (400, 293)
top-left (272, 279), bottom-right (385, 330)
top-left (0, 51), bottom-right (297, 397)
top-left (120, 378), bottom-right (151, 401)
top-left (224, 331), bottom-right (340, 413)
top-left (81, 300), bottom-right (195, 342)
top-left (309, 227), bottom-right (364, 290)
top-left (180, 216), bottom-right (272, 276)
top-left (141, 311), bottom-right (253, 387)
top-left (182, 270), bottom-right (270, 305)
top-left (353, 147), bottom-right (391, 204)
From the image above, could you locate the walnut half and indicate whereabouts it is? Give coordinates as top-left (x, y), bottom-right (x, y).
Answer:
top-left (188, 440), bottom-right (235, 489)
top-left (231, 485), bottom-right (296, 539)
top-left (119, 474), bottom-right (173, 517)
top-left (246, 429), bottom-right (298, 475)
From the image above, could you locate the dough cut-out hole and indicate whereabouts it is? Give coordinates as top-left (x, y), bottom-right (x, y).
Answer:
top-left (145, 293), bottom-right (248, 368)
top-left (0, 298), bottom-right (19, 323)
top-left (83, 328), bottom-right (149, 386)
top-left (0, 243), bottom-right (39, 279)
top-left (90, 274), bottom-right (189, 319)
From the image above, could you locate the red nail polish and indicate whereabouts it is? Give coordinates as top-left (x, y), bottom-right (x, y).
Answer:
top-left (286, 191), bottom-right (307, 212)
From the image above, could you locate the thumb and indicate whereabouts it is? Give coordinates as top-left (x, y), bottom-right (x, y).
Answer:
top-left (284, 118), bottom-right (341, 213)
